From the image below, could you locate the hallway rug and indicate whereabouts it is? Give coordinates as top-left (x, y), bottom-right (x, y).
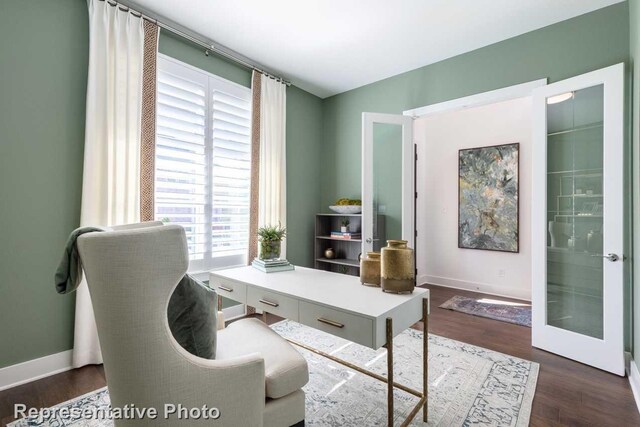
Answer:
top-left (439, 295), bottom-right (532, 327)
top-left (10, 320), bottom-right (538, 426)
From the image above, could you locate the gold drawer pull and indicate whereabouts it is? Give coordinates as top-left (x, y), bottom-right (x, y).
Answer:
top-left (317, 318), bottom-right (345, 328)
top-left (218, 285), bottom-right (233, 292)
top-left (259, 299), bottom-right (279, 308)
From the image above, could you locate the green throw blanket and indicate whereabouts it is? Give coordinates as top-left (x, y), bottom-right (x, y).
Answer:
top-left (54, 226), bottom-right (107, 294)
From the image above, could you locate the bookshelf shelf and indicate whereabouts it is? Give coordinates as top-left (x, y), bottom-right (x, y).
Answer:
top-left (316, 236), bottom-right (362, 242)
top-left (316, 258), bottom-right (360, 268)
top-left (547, 121), bottom-right (603, 137)
top-left (314, 213), bottom-right (385, 277)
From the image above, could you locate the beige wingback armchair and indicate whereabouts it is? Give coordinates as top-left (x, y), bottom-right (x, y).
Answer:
top-left (77, 222), bottom-right (308, 426)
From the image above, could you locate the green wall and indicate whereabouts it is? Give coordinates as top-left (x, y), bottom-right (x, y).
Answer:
top-left (0, 0), bottom-right (322, 369)
top-left (285, 85), bottom-right (323, 264)
top-left (0, 0), bottom-right (88, 369)
top-left (630, 0), bottom-right (640, 371)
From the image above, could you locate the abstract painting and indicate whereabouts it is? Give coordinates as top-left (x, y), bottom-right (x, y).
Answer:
top-left (459, 143), bottom-right (519, 252)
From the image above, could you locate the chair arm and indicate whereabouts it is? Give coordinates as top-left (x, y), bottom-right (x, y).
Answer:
top-left (217, 311), bottom-right (226, 330)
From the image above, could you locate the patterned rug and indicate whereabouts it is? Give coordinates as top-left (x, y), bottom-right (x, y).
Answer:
top-left (10, 320), bottom-right (538, 426)
top-left (439, 295), bottom-right (532, 327)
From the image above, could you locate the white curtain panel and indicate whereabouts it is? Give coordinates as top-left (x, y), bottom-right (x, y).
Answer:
top-left (73, 0), bottom-right (144, 368)
top-left (258, 75), bottom-right (288, 257)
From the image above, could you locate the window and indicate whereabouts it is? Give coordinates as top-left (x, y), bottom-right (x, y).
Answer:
top-left (155, 55), bottom-right (251, 272)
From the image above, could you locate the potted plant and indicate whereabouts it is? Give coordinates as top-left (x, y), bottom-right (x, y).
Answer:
top-left (257, 223), bottom-right (287, 260)
top-left (340, 218), bottom-right (350, 233)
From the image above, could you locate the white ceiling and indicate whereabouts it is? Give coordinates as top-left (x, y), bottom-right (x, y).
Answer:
top-left (131, 0), bottom-right (624, 98)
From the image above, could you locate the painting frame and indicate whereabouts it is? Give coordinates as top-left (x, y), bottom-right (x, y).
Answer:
top-left (458, 142), bottom-right (520, 253)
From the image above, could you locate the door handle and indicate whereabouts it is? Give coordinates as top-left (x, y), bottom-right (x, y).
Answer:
top-left (366, 238), bottom-right (373, 244)
top-left (218, 285), bottom-right (233, 292)
top-left (591, 253), bottom-right (620, 262)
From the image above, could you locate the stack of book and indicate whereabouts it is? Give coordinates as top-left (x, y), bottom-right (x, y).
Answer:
top-left (251, 258), bottom-right (295, 273)
top-left (330, 231), bottom-right (362, 240)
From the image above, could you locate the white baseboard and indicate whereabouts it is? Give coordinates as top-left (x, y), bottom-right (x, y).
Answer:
top-left (0, 350), bottom-right (73, 392)
top-left (419, 274), bottom-right (531, 301)
top-left (629, 358), bottom-right (640, 414)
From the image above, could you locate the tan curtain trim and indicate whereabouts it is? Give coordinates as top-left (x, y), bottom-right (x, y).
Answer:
top-left (246, 71), bottom-right (262, 316)
top-left (248, 71), bottom-right (262, 263)
top-left (140, 20), bottom-right (159, 222)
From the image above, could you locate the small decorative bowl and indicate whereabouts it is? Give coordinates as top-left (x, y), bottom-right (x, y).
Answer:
top-left (329, 205), bottom-right (362, 214)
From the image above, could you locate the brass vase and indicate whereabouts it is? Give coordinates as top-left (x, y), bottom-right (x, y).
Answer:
top-left (380, 240), bottom-right (415, 293)
top-left (360, 252), bottom-right (381, 287)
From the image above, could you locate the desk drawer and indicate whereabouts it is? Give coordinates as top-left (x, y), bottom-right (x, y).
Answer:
top-left (299, 301), bottom-right (373, 348)
top-left (211, 279), bottom-right (247, 304)
top-left (247, 287), bottom-right (299, 321)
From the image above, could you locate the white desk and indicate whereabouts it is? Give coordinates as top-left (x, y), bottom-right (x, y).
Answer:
top-left (210, 266), bottom-right (430, 426)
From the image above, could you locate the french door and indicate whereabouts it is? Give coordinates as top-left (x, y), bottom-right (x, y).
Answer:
top-left (531, 63), bottom-right (625, 375)
top-left (361, 113), bottom-right (414, 254)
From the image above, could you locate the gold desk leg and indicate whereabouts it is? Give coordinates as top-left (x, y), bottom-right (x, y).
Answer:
top-left (423, 298), bottom-right (429, 422)
top-left (386, 317), bottom-right (394, 427)
top-left (262, 311), bottom-right (267, 323)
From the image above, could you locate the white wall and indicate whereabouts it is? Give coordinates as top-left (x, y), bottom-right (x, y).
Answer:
top-left (414, 97), bottom-right (532, 300)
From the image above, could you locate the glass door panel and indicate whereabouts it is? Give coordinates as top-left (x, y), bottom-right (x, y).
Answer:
top-left (361, 113), bottom-right (414, 255)
top-left (546, 85), bottom-right (604, 339)
top-left (373, 123), bottom-right (403, 245)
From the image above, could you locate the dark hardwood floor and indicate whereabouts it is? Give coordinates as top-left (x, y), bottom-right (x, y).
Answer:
top-left (1, 285), bottom-right (638, 426)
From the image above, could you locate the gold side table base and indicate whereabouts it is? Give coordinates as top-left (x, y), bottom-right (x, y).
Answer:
top-left (274, 299), bottom-right (429, 427)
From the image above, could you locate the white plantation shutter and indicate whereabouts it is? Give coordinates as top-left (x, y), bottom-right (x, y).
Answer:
top-left (156, 66), bottom-right (208, 259)
top-left (156, 56), bottom-right (251, 271)
top-left (211, 90), bottom-right (251, 255)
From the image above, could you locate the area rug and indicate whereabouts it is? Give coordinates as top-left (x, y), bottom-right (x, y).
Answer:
top-left (439, 295), bottom-right (532, 327)
top-left (10, 320), bottom-right (538, 427)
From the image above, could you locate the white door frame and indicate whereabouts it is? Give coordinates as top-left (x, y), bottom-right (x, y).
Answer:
top-left (362, 113), bottom-right (414, 253)
top-left (531, 63), bottom-right (625, 376)
top-left (403, 79), bottom-right (547, 119)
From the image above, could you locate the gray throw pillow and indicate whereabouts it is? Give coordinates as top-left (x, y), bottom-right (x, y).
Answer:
top-left (167, 274), bottom-right (218, 359)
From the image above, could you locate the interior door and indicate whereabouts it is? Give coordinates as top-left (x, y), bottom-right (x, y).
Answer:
top-left (531, 63), bottom-right (625, 375)
top-left (361, 113), bottom-right (414, 255)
